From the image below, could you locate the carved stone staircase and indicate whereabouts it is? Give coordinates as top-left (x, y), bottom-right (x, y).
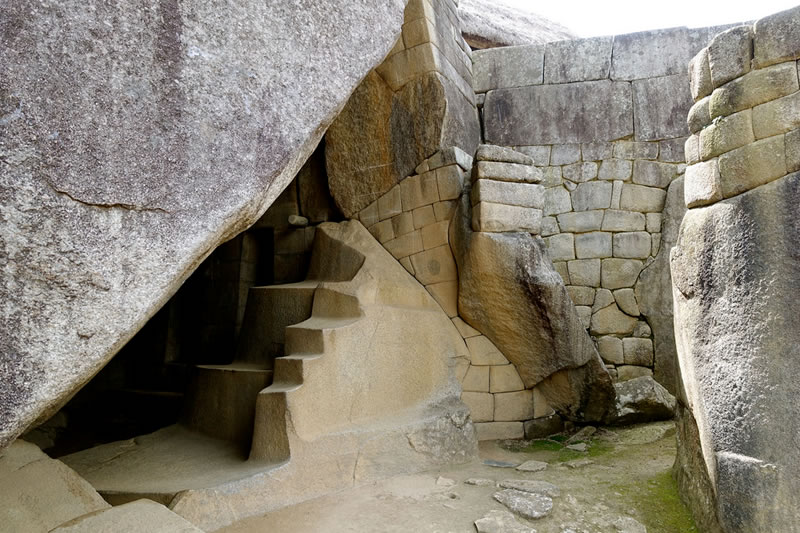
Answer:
top-left (62, 221), bottom-right (476, 529)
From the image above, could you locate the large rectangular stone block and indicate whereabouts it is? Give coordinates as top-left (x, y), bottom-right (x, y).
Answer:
top-left (409, 244), bottom-right (458, 284)
top-left (708, 25), bottom-right (753, 89)
top-left (484, 81), bottom-right (633, 145)
top-left (494, 390), bottom-right (535, 421)
top-left (718, 134), bottom-right (787, 198)
top-left (545, 233), bottom-right (575, 261)
top-left (685, 159), bottom-right (723, 208)
top-left (474, 421), bottom-right (524, 441)
top-left (753, 5), bottom-right (800, 68)
top-left (611, 27), bottom-right (693, 80)
top-left (689, 47), bottom-right (713, 101)
top-left (568, 259), bottom-right (601, 287)
top-left (612, 231), bottom-right (651, 259)
top-left (543, 187), bottom-right (572, 215)
top-left (699, 109), bottom-right (755, 160)
top-left (575, 232), bottom-right (612, 259)
top-left (557, 210), bottom-right (604, 232)
top-left (472, 202), bottom-right (542, 234)
top-left (475, 161), bottom-right (542, 183)
top-left (472, 180), bottom-right (544, 208)
top-left (544, 36), bottom-right (613, 84)
top-left (472, 44), bottom-right (544, 93)
top-left (601, 210), bottom-right (646, 231)
top-left (709, 61), bottom-right (799, 120)
top-left (619, 184), bottom-right (667, 212)
top-left (462, 392), bottom-right (494, 422)
top-left (571, 181), bottom-right (613, 211)
top-left (751, 90), bottom-right (800, 140)
top-left (632, 74), bottom-right (692, 141)
top-left (632, 160), bottom-right (680, 188)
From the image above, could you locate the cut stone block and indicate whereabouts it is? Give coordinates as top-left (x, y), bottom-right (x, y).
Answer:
top-left (614, 288), bottom-right (640, 316)
top-left (494, 390), bottom-right (535, 421)
top-left (567, 259), bottom-right (601, 287)
top-left (472, 202), bottom-right (542, 234)
top-left (601, 258), bottom-right (643, 289)
top-left (590, 304), bottom-right (638, 336)
top-left (685, 159), bottom-right (723, 208)
top-left (467, 336), bottom-right (510, 366)
top-left (384, 230), bottom-right (424, 259)
top-left (598, 159), bottom-right (633, 181)
top-left (597, 336), bottom-right (624, 365)
top-left (524, 415), bottom-right (564, 439)
top-left (646, 213), bottom-right (662, 233)
top-left (473, 44), bottom-right (544, 93)
top-left (544, 36), bottom-right (612, 83)
top-left (52, 499), bottom-right (203, 533)
top-left (427, 280), bottom-right (458, 317)
top-left (689, 47), bottom-right (713, 101)
top-left (490, 365), bottom-right (525, 393)
top-left (545, 233), bottom-right (575, 261)
top-left (553, 261), bottom-right (570, 284)
top-left (543, 187), bottom-right (572, 216)
top-left (436, 165), bottom-right (465, 201)
top-left (378, 186), bottom-right (402, 221)
top-left (421, 220), bottom-right (450, 250)
top-left (462, 392), bottom-right (495, 422)
top-left (709, 62), bottom-right (799, 119)
top-left (516, 145), bottom-right (552, 166)
top-left (472, 180), bottom-right (544, 209)
top-left (360, 200), bottom-right (380, 228)
top-left (611, 181), bottom-right (623, 209)
top-left (633, 160), bottom-right (679, 189)
top-left (602, 210), bottom-right (646, 232)
top-left (483, 81), bottom-right (633, 145)
top-left (400, 256), bottom-right (414, 275)
top-left (708, 25), bottom-right (753, 88)
top-left (392, 212), bottom-right (415, 236)
top-left (685, 135), bottom-right (701, 165)
top-left (533, 387), bottom-right (556, 418)
top-left (401, 171), bottom-right (440, 211)
top-left (567, 285), bottom-right (595, 306)
top-left (613, 141), bottom-right (659, 160)
top-left (592, 288), bottom-right (615, 313)
top-left (611, 26), bottom-right (692, 80)
top-left (452, 317), bottom-right (481, 338)
top-left (752, 90), bottom-right (800, 140)
top-left (557, 210), bottom-right (604, 232)
top-left (550, 144), bottom-right (582, 165)
top-left (369, 219), bottom-right (395, 244)
top-left (563, 162), bottom-right (599, 183)
top-left (409, 245), bottom-right (458, 284)
top-left (632, 74), bottom-right (692, 141)
top-left (576, 306), bottom-right (592, 328)
top-left (413, 205), bottom-right (436, 229)
top-left (619, 184), bottom-right (667, 213)
top-left (475, 422), bottom-right (525, 441)
top-left (571, 181), bottom-right (612, 211)
top-left (462, 365), bottom-right (491, 392)
top-left (753, 5), bottom-right (800, 68)
top-left (476, 144), bottom-right (533, 165)
top-left (433, 200), bottom-right (457, 222)
top-left (541, 216), bottom-right (560, 237)
top-left (612, 232), bottom-right (651, 259)
top-left (659, 137), bottom-right (687, 163)
top-left (617, 365), bottom-right (653, 382)
top-left (582, 142), bottom-right (614, 161)
top-left (428, 146), bottom-right (475, 173)
top-left (787, 128), bottom-right (800, 173)
top-left (623, 337), bottom-right (654, 366)
top-left (575, 232), bottom-right (612, 259)
top-left (699, 109), bottom-right (755, 160)
top-left (718, 134), bottom-right (787, 198)
top-left (475, 161), bottom-right (542, 184)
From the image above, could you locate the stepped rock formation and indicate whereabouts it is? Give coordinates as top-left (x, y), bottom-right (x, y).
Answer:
top-left (672, 9), bottom-right (800, 531)
top-left (0, 0), bottom-right (407, 449)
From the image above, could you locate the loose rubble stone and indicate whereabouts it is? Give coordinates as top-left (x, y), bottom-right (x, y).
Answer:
top-left (566, 443), bottom-right (588, 452)
top-left (474, 509), bottom-right (537, 533)
top-left (563, 458), bottom-right (594, 469)
top-left (500, 480), bottom-right (560, 497)
top-left (608, 376), bottom-right (676, 425)
top-left (524, 415), bottom-right (564, 439)
top-left (516, 460), bottom-right (548, 473)
top-left (484, 459), bottom-right (521, 469)
top-left (494, 489), bottom-right (554, 520)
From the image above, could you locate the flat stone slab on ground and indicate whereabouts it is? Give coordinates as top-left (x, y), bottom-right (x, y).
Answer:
top-left (475, 509), bottom-right (537, 533)
top-left (465, 478), bottom-right (496, 486)
top-left (563, 459), bottom-right (594, 469)
top-left (484, 459), bottom-right (521, 468)
top-left (499, 480), bottom-right (560, 497)
top-left (493, 489), bottom-right (554, 520)
top-left (516, 460), bottom-right (548, 472)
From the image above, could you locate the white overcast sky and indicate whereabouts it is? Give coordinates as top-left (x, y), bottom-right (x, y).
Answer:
top-left (501, 1), bottom-right (800, 37)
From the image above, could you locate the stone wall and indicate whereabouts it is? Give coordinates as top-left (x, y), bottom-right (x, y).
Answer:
top-left (672, 8), bottom-right (800, 532)
top-left (473, 26), bottom-right (737, 393)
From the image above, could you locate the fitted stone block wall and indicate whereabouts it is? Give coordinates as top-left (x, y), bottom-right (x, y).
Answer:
top-left (673, 9), bottom-right (800, 532)
top-left (473, 26), bottom-right (738, 392)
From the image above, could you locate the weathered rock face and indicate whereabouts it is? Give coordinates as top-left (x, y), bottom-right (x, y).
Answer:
top-left (451, 196), bottom-right (615, 423)
top-left (325, 0), bottom-right (480, 218)
top-left (607, 375), bottom-right (676, 425)
top-left (671, 172), bottom-right (800, 532)
top-left (458, 0), bottom-right (575, 49)
top-left (635, 176), bottom-right (686, 394)
top-left (0, 0), bottom-right (407, 449)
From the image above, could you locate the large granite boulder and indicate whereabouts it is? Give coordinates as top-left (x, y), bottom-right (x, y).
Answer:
top-left (451, 197), bottom-right (615, 422)
top-left (671, 171), bottom-right (800, 532)
top-left (458, 0), bottom-right (575, 49)
top-left (0, 0), bottom-right (407, 449)
top-left (635, 176), bottom-right (687, 394)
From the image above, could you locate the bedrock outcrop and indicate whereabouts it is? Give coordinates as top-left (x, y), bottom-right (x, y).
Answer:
top-left (0, 0), bottom-right (407, 449)
top-left (451, 197), bottom-right (615, 423)
top-left (671, 171), bottom-right (800, 532)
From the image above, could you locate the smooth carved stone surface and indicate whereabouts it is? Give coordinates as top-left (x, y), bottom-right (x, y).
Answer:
top-left (484, 81), bottom-right (633, 145)
top-left (459, 0), bottom-right (575, 50)
top-left (544, 37), bottom-right (613, 84)
top-left (671, 172), bottom-right (800, 532)
top-left (685, 160), bottom-right (722, 208)
top-left (707, 25), bottom-right (753, 89)
top-left (708, 61), bottom-right (799, 120)
top-left (689, 47), bottom-right (713, 101)
top-left (611, 27), bottom-right (695, 80)
top-left (493, 489), bottom-right (553, 520)
top-left (327, 70), bottom-right (479, 217)
top-left (0, 0), bottom-right (407, 448)
top-left (453, 198), bottom-right (614, 422)
top-left (52, 499), bottom-right (204, 533)
top-left (632, 74), bottom-right (693, 141)
top-left (476, 144), bottom-right (534, 165)
top-left (472, 44), bottom-right (544, 93)
top-left (753, 5), bottom-right (800, 68)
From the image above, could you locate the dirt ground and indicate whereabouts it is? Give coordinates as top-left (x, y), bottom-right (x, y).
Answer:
top-left (218, 421), bottom-right (697, 533)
